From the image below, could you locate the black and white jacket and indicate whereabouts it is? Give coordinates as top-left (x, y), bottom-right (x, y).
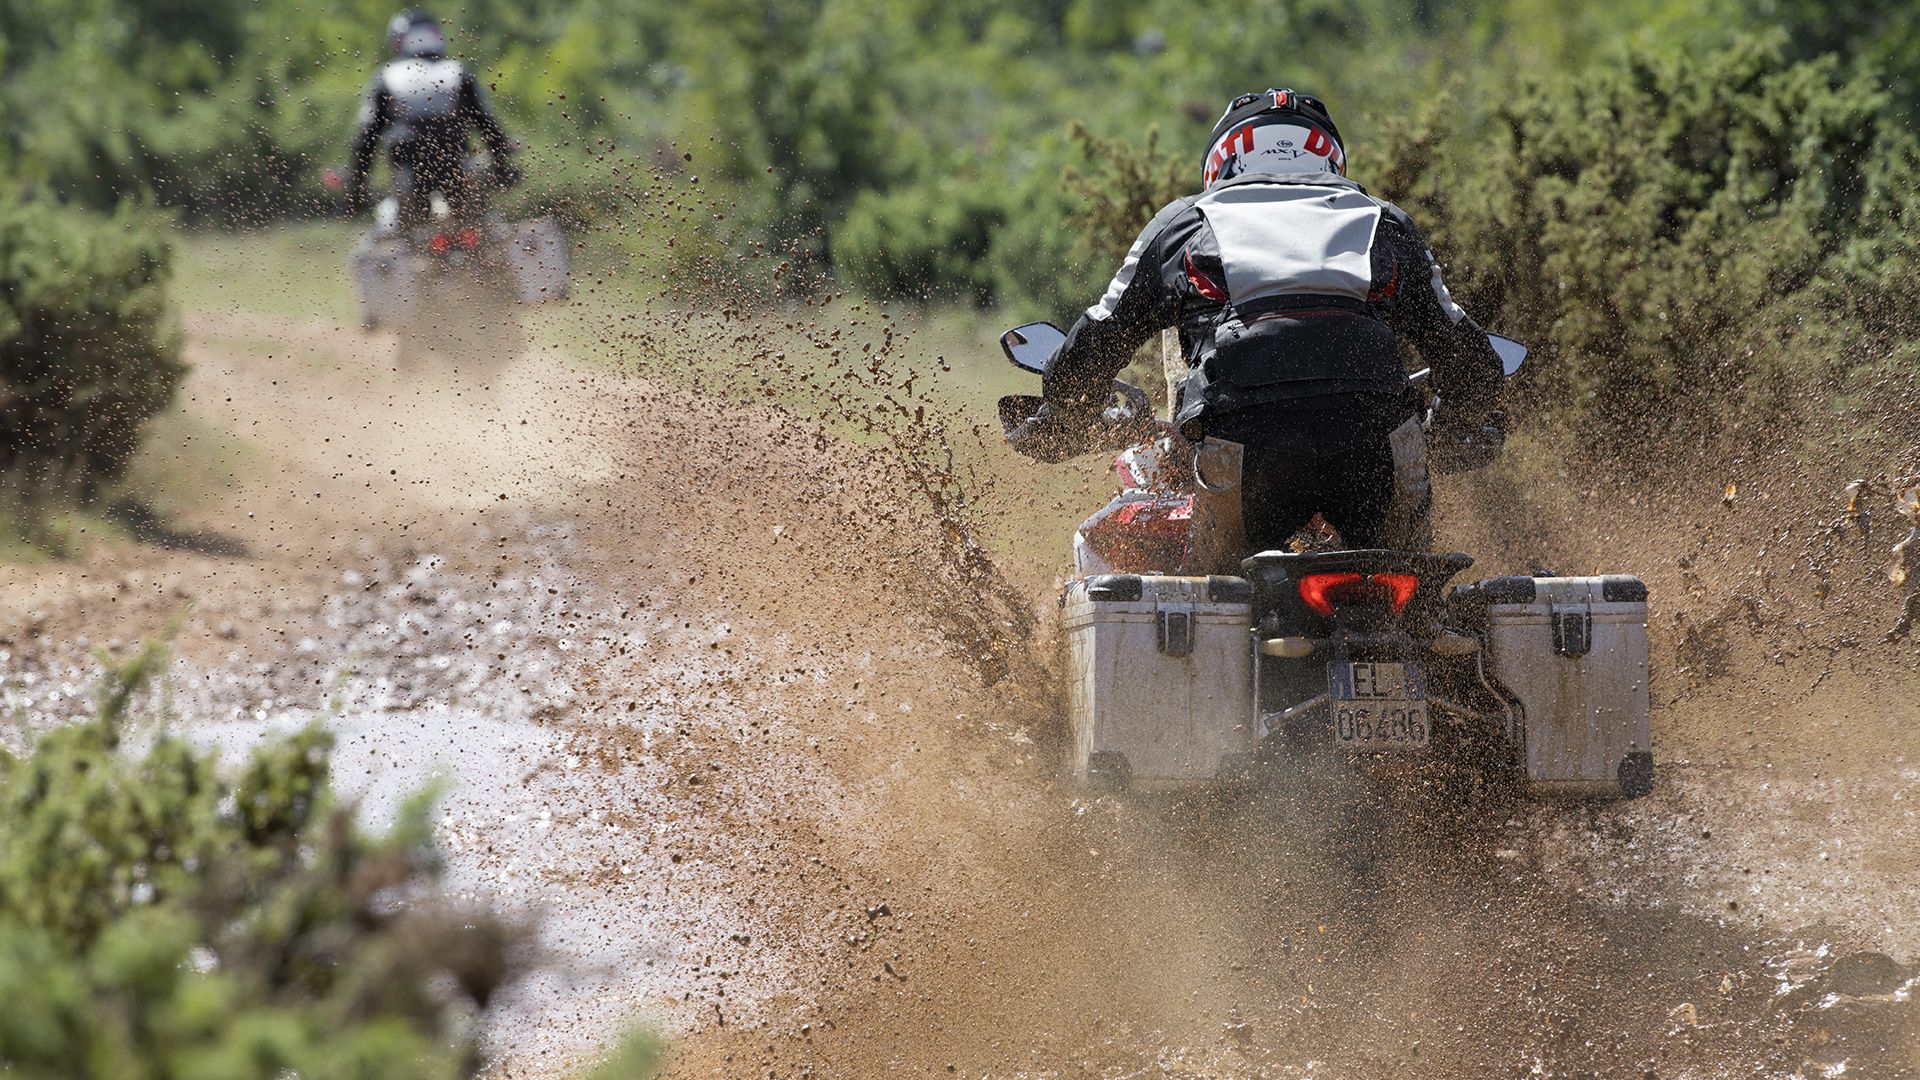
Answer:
top-left (1044, 171), bottom-right (1500, 437)
top-left (350, 56), bottom-right (512, 184)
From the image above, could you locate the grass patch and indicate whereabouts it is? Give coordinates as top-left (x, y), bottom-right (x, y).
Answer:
top-left (0, 502), bottom-right (130, 561)
top-left (166, 224), bottom-right (1106, 572)
top-left (173, 221), bottom-right (361, 325)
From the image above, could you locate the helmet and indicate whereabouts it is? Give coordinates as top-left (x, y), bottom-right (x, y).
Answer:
top-left (387, 9), bottom-right (447, 58)
top-left (1201, 88), bottom-right (1346, 189)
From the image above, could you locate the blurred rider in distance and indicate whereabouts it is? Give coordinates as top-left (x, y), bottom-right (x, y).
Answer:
top-left (1028, 89), bottom-right (1502, 553)
top-left (345, 10), bottom-right (518, 236)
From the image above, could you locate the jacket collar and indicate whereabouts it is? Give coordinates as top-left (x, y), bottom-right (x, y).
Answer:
top-left (1204, 170), bottom-right (1370, 197)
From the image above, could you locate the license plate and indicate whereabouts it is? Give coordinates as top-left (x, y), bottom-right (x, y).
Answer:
top-left (1328, 661), bottom-right (1429, 750)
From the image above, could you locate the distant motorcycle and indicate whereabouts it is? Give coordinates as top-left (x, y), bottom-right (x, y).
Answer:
top-left (325, 157), bottom-right (569, 359)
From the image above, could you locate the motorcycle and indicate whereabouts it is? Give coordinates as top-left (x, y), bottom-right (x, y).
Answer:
top-left (327, 157), bottom-right (570, 361)
top-left (997, 322), bottom-right (1654, 800)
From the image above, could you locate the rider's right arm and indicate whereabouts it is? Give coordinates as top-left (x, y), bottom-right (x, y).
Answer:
top-left (1373, 204), bottom-right (1501, 421)
top-left (1042, 198), bottom-right (1200, 414)
top-left (348, 74), bottom-right (391, 189)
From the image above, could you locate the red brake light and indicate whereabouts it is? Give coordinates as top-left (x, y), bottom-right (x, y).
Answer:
top-left (1373, 572), bottom-right (1420, 612)
top-left (457, 227), bottom-right (480, 248)
top-left (428, 233), bottom-right (452, 255)
top-left (1298, 571), bottom-right (1421, 617)
top-left (1298, 572), bottom-right (1365, 617)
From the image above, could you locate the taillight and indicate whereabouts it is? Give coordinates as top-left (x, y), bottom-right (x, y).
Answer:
top-left (1298, 571), bottom-right (1421, 617)
top-left (457, 227), bottom-right (480, 248)
top-left (1373, 573), bottom-right (1420, 611)
top-left (1298, 572), bottom-right (1364, 617)
top-left (428, 233), bottom-right (452, 255)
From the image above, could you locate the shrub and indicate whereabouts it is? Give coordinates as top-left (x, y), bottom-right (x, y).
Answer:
top-left (0, 643), bottom-right (517, 1077)
top-left (0, 194), bottom-right (186, 499)
top-left (835, 174), bottom-right (1006, 304)
top-left (1381, 33), bottom-right (1920, 442)
top-left (1059, 121), bottom-right (1185, 269)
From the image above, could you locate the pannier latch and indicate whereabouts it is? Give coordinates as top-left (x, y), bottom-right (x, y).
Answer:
top-left (1157, 605), bottom-right (1195, 658)
top-left (1552, 605), bottom-right (1592, 657)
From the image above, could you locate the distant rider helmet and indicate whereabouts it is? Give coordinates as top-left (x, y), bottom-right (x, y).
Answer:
top-left (1201, 88), bottom-right (1346, 189)
top-left (387, 9), bottom-right (447, 58)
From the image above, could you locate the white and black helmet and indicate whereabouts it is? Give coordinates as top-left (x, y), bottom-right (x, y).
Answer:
top-left (387, 9), bottom-right (447, 58)
top-left (1202, 88), bottom-right (1346, 189)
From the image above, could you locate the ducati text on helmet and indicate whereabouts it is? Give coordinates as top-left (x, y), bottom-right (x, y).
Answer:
top-left (387, 9), bottom-right (447, 58)
top-left (1202, 88), bottom-right (1346, 189)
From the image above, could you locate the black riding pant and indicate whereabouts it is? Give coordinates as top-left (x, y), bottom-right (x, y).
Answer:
top-left (1206, 393), bottom-right (1433, 553)
top-left (389, 140), bottom-right (477, 225)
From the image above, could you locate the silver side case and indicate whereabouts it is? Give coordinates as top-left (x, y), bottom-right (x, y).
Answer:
top-left (1483, 576), bottom-right (1653, 798)
top-left (1061, 576), bottom-right (1254, 789)
top-left (349, 240), bottom-right (419, 327)
top-left (496, 217), bottom-right (570, 304)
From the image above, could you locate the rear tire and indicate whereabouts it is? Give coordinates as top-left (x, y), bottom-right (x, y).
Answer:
top-left (395, 272), bottom-right (523, 379)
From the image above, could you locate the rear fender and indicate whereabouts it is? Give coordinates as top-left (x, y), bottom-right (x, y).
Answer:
top-left (1243, 548), bottom-right (1476, 634)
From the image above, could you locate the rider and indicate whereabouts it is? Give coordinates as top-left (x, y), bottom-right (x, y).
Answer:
top-left (346, 10), bottom-right (518, 235)
top-left (1031, 89), bottom-right (1502, 553)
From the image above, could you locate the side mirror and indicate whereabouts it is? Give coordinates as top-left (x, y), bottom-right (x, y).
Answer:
top-left (1000, 321), bottom-right (1066, 375)
top-left (1488, 333), bottom-right (1528, 376)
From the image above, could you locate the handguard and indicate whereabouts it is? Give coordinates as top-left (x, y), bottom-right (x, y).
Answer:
top-left (999, 382), bottom-right (1157, 464)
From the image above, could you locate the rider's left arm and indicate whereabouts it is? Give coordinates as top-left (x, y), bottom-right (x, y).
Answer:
top-left (1374, 205), bottom-right (1502, 421)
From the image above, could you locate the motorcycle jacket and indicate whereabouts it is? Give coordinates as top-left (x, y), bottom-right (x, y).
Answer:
top-left (349, 55), bottom-right (512, 191)
top-left (1043, 170), bottom-right (1501, 439)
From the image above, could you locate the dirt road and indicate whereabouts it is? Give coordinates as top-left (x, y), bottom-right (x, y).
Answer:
top-left (3, 302), bottom-right (1916, 1078)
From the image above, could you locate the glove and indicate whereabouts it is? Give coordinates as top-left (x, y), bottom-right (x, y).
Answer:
top-left (492, 157), bottom-right (522, 190)
top-left (1003, 399), bottom-right (1101, 464)
top-left (1429, 409), bottom-right (1506, 474)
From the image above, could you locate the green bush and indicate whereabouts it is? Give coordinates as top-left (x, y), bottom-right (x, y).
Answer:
top-left (0, 193), bottom-right (185, 498)
top-left (1381, 33), bottom-right (1920, 440)
top-left (1758, 0), bottom-right (1920, 110)
top-left (835, 173), bottom-right (1006, 303)
top-left (830, 121), bottom-right (1186, 316)
top-left (0, 644), bottom-right (517, 1078)
top-left (1058, 122), bottom-right (1185, 269)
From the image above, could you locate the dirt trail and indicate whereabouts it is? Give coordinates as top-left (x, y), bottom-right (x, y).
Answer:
top-left (3, 306), bottom-right (1917, 1078)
